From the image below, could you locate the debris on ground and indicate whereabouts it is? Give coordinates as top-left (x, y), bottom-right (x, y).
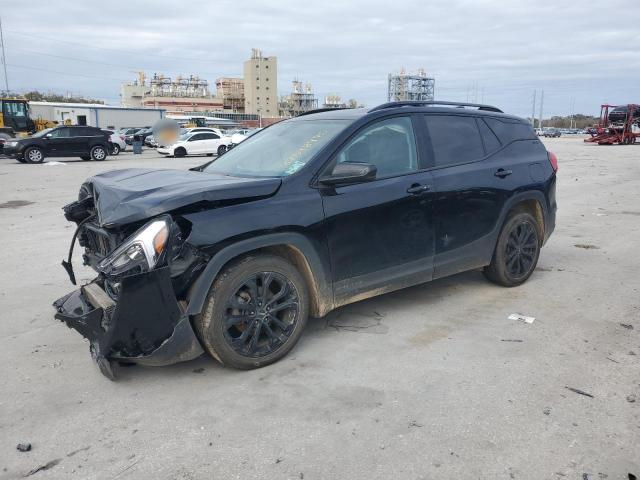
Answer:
top-left (508, 313), bottom-right (535, 324)
top-left (408, 420), bottom-right (424, 428)
top-left (574, 244), bottom-right (600, 249)
top-left (620, 323), bottom-right (634, 330)
top-left (275, 457), bottom-right (283, 464)
top-left (192, 368), bottom-right (205, 374)
top-left (501, 339), bottom-right (524, 342)
top-left (565, 386), bottom-right (594, 398)
top-left (25, 459), bottom-right (60, 476)
top-left (543, 407), bottom-right (551, 415)
top-left (627, 395), bottom-right (636, 403)
top-left (16, 443), bottom-right (31, 452)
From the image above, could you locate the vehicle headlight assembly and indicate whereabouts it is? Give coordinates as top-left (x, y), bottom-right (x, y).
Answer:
top-left (98, 218), bottom-right (169, 277)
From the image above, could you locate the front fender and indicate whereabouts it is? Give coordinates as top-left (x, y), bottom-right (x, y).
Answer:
top-left (186, 232), bottom-right (333, 318)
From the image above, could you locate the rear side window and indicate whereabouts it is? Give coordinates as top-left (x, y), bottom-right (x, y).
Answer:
top-left (200, 133), bottom-right (219, 140)
top-left (424, 115), bottom-right (484, 167)
top-left (484, 118), bottom-right (536, 144)
top-left (478, 119), bottom-right (501, 154)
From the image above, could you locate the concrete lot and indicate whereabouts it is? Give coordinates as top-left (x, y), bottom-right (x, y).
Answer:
top-left (0, 139), bottom-right (638, 479)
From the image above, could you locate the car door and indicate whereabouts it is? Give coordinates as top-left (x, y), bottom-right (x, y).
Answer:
top-left (73, 127), bottom-right (97, 154)
top-left (423, 114), bottom-right (512, 278)
top-left (44, 127), bottom-right (73, 156)
top-left (320, 115), bottom-right (435, 306)
top-left (199, 132), bottom-right (220, 153)
top-left (187, 133), bottom-right (207, 154)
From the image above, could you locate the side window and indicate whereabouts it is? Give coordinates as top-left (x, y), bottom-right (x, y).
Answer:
top-left (484, 118), bottom-right (536, 144)
top-left (49, 128), bottom-right (71, 138)
top-left (200, 133), bottom-right (219, 140)
top-left (424, 115), bottom-right (484, 166)
top-left (189, 133), bottom-right (205, 142)
top-left (336, 116), bottom-right (418, 178)
top-left (478, 119), bottom-right (501, 154)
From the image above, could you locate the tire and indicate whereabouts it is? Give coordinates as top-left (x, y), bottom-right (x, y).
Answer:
top-left (194, 254), bottom-right (309, 369)
top-left (174, 147), bottom-right (186, 158)
top-left (90, 145), bottom-right (107, 161)
top-left (80, 155), bottom-right (91, 161)
top-left (483, 211), bottom-right (541, 287)
top-left (110, 143), bottom-right (121, 155)
top-left (217, 145), bottom-right (227, 156)
top-left (24, 146), bottom-right (45, 164)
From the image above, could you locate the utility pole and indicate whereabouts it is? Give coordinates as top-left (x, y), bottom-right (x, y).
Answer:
top-left (539, 89), bottom-right (544, 129)
top-left (531, 90), bottom-right (537, 127)
top-left (0, 16), bottom-right (9, 94)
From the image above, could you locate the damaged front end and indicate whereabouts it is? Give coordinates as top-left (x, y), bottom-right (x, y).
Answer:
top-left (53, 187), bottom-right (206, 379)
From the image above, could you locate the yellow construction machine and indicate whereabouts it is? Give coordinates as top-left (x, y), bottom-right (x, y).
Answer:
top-left (0, 97), bottom-right (65, 140)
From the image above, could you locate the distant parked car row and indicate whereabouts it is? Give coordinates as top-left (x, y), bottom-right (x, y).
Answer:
top-left (2, 124), bottom-right (263, 163)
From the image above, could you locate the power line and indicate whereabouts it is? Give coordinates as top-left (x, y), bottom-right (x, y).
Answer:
top-left (6, 30), bottom-right (223, 64)
top-left (6, 63), bottom-right (125, 81)
top-left (11, 47), bottom-right (233, 80)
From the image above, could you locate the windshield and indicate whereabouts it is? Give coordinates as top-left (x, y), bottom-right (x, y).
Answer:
top-left (203, 119), bottom-right (349, 177)
top-left (32, 128), bottom-right (55, 138)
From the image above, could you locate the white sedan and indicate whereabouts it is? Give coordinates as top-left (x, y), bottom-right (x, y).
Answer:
top-left (157, 131), bottom-right (232, 157)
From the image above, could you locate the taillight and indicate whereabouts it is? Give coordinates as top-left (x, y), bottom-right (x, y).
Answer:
top-left (547, 151), bottom-right (558, 172)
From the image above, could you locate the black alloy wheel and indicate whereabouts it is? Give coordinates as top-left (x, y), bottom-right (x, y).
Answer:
top-left (504, 221), bottom-right (537, 278)
top-left (223, 272), bottom-right (299, 358)
top-left (195, 254), bottom-right (309, 369)
top-left (484, 211), bottom-right (541, 287)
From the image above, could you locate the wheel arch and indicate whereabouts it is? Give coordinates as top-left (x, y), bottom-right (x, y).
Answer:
top-left (186, 232), bottom-right (333, 319)
top-left (498, 191), bottom-right (548, 245)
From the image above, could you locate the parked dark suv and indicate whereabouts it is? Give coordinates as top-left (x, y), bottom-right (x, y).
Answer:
top-left (54, 101), bottom-right (557, 379)
top-left (3, 125), bottom-right (110, 163)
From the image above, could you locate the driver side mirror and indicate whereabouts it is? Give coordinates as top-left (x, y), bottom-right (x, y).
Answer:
top-left (45, 133), bottom-right (52, 138)
top-left (319, 162), bottom-right (377, 186)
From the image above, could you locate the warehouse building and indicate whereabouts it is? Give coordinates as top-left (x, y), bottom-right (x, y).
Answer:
top-left (29, 101), bottom-right (165, 129)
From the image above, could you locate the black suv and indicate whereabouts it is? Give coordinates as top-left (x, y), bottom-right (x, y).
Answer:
top-left (54, 101), bottom-right (557, 379)
top-left (4, 125), bottom-right (110, 163)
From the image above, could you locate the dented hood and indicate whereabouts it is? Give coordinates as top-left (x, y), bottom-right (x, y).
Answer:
top-left (87, 168), bottom-right (282, 227)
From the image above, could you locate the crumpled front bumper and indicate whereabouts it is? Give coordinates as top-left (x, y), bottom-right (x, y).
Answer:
top-left (53, 266), bottom-right (203, 379)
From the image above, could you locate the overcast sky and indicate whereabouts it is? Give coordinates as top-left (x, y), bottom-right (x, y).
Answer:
top-left (3, 0), bottom-right (639, 118)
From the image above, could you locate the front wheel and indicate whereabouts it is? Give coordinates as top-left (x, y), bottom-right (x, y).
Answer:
top-left (174, 147), bottom-right (186, 158)
top-left (217, 145), bottom-right (227, 156)
top-left (484, 211), bottom-right (541, 287)
top-left (194, 254), bottom-right (309, 369)
top-left (24, 147), bottom-right (45, 164)
top-left (90, 145), bottom-right (107, 161)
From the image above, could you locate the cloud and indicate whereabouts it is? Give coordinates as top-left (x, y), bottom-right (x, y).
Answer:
top-left (3, 0), bottom-right (639, 117)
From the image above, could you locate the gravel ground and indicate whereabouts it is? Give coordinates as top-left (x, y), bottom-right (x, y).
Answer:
top-left (0, 139), bottom-right (638, 479)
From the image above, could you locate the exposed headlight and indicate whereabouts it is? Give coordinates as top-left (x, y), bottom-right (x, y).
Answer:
top-left (98, 218), bottom-right (169, 276)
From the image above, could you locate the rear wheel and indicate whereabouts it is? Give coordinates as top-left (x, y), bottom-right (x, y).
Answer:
top-left (110, 143), bottom-right (121, 155)
top-left (24, 147), bottom-right (45, 164)
top-left (90, 145), bottom-right (107, 161)
top-left (217, 145), bottom-right (227, 156)
top-left (174, 147), bottom-right (186, 158)
top-left (194, 254), bottom-right (309, 369)
top-left (484, 211), bottom-right (541, 287)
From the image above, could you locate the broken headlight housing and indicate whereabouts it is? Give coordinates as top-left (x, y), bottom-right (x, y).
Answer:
top-left (98, 218), bottom-right (169, 277)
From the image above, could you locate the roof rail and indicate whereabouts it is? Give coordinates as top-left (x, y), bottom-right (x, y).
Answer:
top-left (296, 107), bottom-right (351, 117)
top-left (369, 101), bottom-right (503, 113)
